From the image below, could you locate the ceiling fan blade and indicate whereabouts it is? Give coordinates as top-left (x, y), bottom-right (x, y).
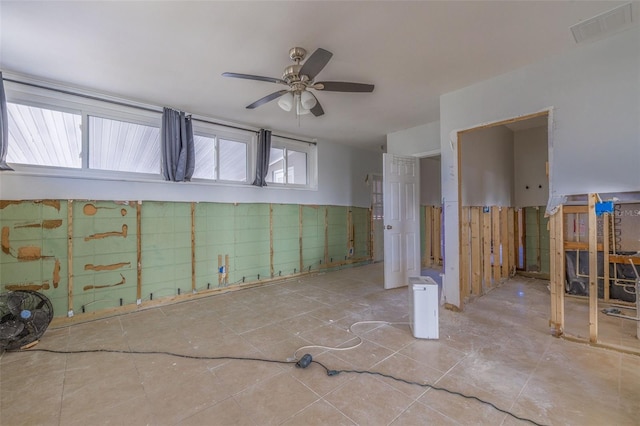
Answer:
top-left (246, 90), bottom-right (289, 109)
top-left (315, 81), bottom-right (374, 92)
top-left (222, 72), bottom-right (287, 85)
top-left (309, 94), bottom-right (324, 117)
top-left (299, 48), bottom-right (333, 80)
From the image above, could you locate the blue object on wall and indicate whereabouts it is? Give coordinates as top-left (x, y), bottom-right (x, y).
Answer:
top-left (595, 201), bottom-right (614, 216)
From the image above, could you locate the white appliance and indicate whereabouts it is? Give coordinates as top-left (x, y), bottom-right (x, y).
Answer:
top-left (409, 276), bottom-right (439, 339)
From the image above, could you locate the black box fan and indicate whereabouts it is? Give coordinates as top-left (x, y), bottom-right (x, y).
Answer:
top-left (0, 290), bottom-right (53, 352)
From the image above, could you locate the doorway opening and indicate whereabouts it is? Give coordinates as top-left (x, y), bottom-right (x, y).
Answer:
top-left (457, 111), bottom-right (550, 306)
top-left (419, 155), bottom-right (443, 285)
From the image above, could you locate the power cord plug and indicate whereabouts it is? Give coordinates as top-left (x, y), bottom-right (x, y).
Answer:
top-left (295, 353), bottom-right (313, 369)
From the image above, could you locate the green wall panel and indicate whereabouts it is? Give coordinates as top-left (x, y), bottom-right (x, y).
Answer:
top-left (0, 200), bottom-right (68, 316)
top-left (2, 199), bottom-right (373, 318)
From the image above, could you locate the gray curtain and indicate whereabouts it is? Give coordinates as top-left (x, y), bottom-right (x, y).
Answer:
top-left (252, 129), bottom-right (271, 187)
top-left (0, 72), bottom-right (13, 171)
top-left (161, 107), bottom-right (194, 181)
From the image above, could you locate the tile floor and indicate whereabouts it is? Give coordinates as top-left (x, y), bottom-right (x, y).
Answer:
top-left (1, 263), bottom-right (638, 425)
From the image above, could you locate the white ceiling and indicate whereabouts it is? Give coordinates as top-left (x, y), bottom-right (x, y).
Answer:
top-left (1, 1), bottom-right (637, 150)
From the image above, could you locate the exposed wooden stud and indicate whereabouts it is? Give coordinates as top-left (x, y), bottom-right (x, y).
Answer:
top-left (457, 110), bottom-right (549, 136)
top-left (470, 207), bottom-right (482, 296)
top-left (347, 209), bottom-right (354, 257)
top-left (563, 205), bottom-right (588, 214)
top-left (507, 207), bottom-right (516, 275)
top-left (224, 255), bottom-right (229, 286)
top-left (324, 206), bottom-right (329, 264)
top-left (433, 207), bottom-right (442, 265)
top-left (482, 208), bottom-right (492, 291)
top-left (536, 207), bottom-right (542, 271)
top-left (610, 254), bottom-right (640, 265)
top-left (269, 204), bottom-right (274, 278)
top-left (67, 200), bottom-right (73, 315)
top-left (603, 212), bottom-right (610, 302)
top-left (500, 207), bottom-right (509, 278)
top-left (460, 207), bottom-right (471, 300)
top-left (299, 206), bottom-right (304, 273)
top-left (491, 206), bottom-right (500, 285)
top-left (424, 206), bottom-right (433, 266)
top-left (549, 205), bottom-right (564, 337)
top-left (137, 201), bottom-right (142, 301)
top-left (588, 193), bottom-right (598, 343)
top-left (190, 202), bottom-right (196, 292)
top-left (564, 241), bottom-right (604, 251)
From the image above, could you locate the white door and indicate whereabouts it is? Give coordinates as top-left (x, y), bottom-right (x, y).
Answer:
top-left (383, 153), bottom-right (420, 289)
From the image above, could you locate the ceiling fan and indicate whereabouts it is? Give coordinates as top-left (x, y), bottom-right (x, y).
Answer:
top-left (222, 47), bottom-right (374, 117)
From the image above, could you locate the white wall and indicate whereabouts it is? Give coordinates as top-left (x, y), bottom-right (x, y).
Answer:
top-left (420, 157), bottom-right (441, 205)
top-left (0, 140), bottom-right (382, 208)
top-left (460, 126), bottom-right (514, 206)
top-left (514, 126), bottom-right (548, 207)
top-left (440, 26), bottom-right (640, 307)
top-left (387, 121), bottom-right (440, 156)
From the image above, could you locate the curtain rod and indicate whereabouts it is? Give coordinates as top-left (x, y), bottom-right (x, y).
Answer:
top-left (2, 77), bottom-right (161, 114)
top-left (3, 76), bottom-right (316, 145)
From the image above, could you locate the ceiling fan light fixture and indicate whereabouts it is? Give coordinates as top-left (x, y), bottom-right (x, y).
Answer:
top-left (295, 93), bottom-right (311, 115)
top-left (277, 92), bottom-right (294, 111)
top-left (300, 90), bottom-right (317, 110)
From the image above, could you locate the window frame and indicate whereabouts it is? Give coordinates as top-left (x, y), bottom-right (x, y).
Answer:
top-left (266, 136), bottom-right (317, 189)
top-left (190, 121), bottom-right (255, 184)
top-left (3, 78), bottom-right (317, 190)
top-left (5, 81), bottom-right (163, 180)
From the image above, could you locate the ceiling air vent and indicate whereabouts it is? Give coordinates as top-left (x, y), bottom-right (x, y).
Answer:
top-left (570, 2), bottom-right (633, 43)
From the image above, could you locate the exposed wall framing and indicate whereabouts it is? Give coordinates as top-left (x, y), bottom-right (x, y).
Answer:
top-left (0, 200), bottom-right (372, 322)
top-left (459, 206), bottom-right (516, 303)
top-left (550, 193), bottom-right (640, 354)
top-left (421, 205), bottom-right (442, 268)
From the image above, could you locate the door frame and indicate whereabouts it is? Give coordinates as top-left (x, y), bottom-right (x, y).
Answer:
top-left (456, 109), bottom-right (553, 308)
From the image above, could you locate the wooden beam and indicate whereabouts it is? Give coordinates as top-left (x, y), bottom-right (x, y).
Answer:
top-left (482, 208), bottom-right (492, 291)
top-left (324, 207), bottom-right (329, 264)
top-left (609, 254), bottom-right (640, 265)
top-left (563, 205), bottom-right (588, 214)
top-left (500, 207), bottom-right (509, 278)
top-left (603, 213), bottom-right (610, 302)
top-left (424, 206), bottom-right (433, 267)
top-left (269, 204), bottom-right (274, 279)
top-left (588, 193), bottom-right (598, 343)
top-left (507, 207), bottom-right (516, 276)
top-left (433, 207), bottom-right (442, 265)
top-left (67, 200), bottom-right (74, 316)
top-left (471, 207), bottom-right (482, 296)
top-left (299, 206), bottom-right (304, 273)
top-left (137, 201), bottom-right (142, 301)
top-left (564, 241), bottom-right (604, 251)
top-left (460, 207), bottom-right (471, 299)
top-left (491, 206), bottom-right (500, 285)
top-left (549, 205), bottom-right (564, 337)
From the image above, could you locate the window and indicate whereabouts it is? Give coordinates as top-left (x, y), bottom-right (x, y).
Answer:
top-left (88, 116), bottom-right (160, 173)
top-left (192, 125), bottom-right (251, 183)
top-left (4, 80), bottom-right (316, 189)
top-left (266, 138), bottom-right (313, 186)
top-left (7, 103), bottom-right (82, 168)
top-left (218, 138), bottom-right (247, 182)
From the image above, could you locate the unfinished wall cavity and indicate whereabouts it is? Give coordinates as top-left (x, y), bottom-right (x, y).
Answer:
top-left (0, 200), bottom-right (372, 320)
